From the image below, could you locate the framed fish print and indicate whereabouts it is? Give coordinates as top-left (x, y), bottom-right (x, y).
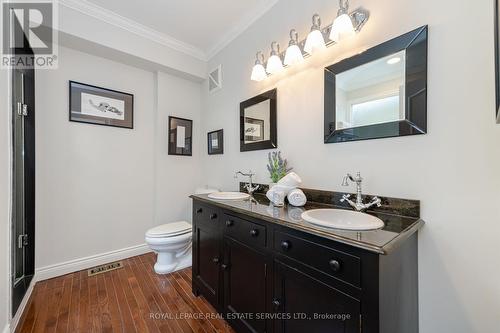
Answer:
top-left (69, 81), bottom-right (134, 129)
top-left (208, 129), bottom-right (224, 155)
top-left (168, 116), bottom-right (193, 156)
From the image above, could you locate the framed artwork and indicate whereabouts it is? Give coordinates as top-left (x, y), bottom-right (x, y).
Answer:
top-left (208, 129), bottom-right (224, 155)
top-left (168, 116), bottom-right (193, 156)
top-left (244, 117), bottom-right (265, 142)
top-left (496, 0), bottom-right (500, 123)
top-left (69, 81), bottom-right (134, 129)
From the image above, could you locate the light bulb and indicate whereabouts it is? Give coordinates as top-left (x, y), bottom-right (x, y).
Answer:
top-left (284, 45), bottom-right (303, 66)
top-left (266, 55), bottom-right (283, 74)
top-left (304, 14), bottom-right (326, 54)
top-left (284, 29), bottom-right (304, 66)
top-left (251, 63), bottom-right (267, 81)
top-left (266, 42), bottom-right (283, 74)
top-left (329, 1), bottom-right (355, 43)
top-left (330, 13), bottom-right (355, 43)
top-left (250, 51), bottom-right (267, 81)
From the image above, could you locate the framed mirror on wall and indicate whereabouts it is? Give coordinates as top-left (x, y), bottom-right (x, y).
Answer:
top-left (496, 0), bottom-right (500, 123)
top-left (240, 88), bottom-right (277, 152)
top-left (324, 25), bottom-right (428, 143)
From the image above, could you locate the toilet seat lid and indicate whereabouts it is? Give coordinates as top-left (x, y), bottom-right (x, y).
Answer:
top-left (146, 221), bottom-right (191, 238)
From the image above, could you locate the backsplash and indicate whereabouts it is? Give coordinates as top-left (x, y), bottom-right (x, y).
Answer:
top-left (239, 182), bottom-right (420, 218)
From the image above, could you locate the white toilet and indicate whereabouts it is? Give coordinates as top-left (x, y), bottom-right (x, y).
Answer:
top-left (145, 221), bottom-right (192, 274)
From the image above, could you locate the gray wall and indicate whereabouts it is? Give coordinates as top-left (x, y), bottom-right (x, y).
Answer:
top-left (201, 0), bottom-right (500, 332)
top-left (35, 46), bottom-right (202, 269)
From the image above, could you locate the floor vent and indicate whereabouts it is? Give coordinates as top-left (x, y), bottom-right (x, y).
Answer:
top-left (88, 261), bottom-right (123, 277)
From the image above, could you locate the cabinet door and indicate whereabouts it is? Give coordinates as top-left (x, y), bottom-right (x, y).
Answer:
top-left (224, 237), bottom-right (271, 333)
top-left (193, 223), bottom-right (221, 306)
top-left (274, 260), bottom-right (360, 333)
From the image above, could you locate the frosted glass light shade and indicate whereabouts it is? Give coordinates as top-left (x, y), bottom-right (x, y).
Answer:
top-left (251, 63), bottom-right (267, 81)
top-left (304, 29), bottom-right (326, 54)
top-left (266, 55), bottom-right (284, 74)
top-left (284, 44), bottom-right (304, 66)
top-left (330, 13), bottom-right (355, 43)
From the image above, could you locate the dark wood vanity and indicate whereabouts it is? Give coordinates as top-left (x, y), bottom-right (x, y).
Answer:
top-left (191, 192), bottom-right (422, 333)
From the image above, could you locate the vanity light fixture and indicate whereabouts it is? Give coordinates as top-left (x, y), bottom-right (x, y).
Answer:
top-left (266, 42), bottom-right (284, 74)
top-left (304, 14), bottom-right (326, 54)
top-left (249, 3), bottom-right (369, 82)
top-left (387, 57), bottom-right (401, 65)
top-left (284, 29), bottom-right (304, 66)
top-left (250, 51), bottom-right (267, 81)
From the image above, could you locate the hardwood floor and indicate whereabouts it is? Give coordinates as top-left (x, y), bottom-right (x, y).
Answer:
top-left (16, 253), bottom-right (235, 333)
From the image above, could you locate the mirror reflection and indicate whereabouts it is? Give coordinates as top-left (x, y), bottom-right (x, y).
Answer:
top-left (243, 100), bottom-right (270, 144)
top-left (335, 50), bottom-right (406, 130)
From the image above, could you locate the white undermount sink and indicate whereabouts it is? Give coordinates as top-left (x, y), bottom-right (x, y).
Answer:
top-left (208, 192), bottom-right (250, 200)
top-left (301, 209), bottom-right (384, 231)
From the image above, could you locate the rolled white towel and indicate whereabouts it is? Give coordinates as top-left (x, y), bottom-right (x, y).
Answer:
top-left (278, 172), bottom-right (302, 188)
top-left (266, 188), bottom-right (286, 206)
top-left (287, 188), bottom-right (307, 207)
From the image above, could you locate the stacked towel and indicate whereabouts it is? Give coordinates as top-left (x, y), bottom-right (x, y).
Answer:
top-left (278, 172), bottom-right (302, 187)
top-left (287, 188), bottom-right (307, 207)
top-left (266, 188), bottom-right (286, 207)
top-left (266, 172), bottom-right (306, 207)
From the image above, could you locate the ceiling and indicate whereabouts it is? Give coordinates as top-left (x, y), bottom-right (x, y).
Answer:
top-left (85, 0), bottom-right (276, 58)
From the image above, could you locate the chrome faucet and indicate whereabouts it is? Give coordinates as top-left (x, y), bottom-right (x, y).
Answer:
top-left (340, 172), bottom-right (382, 212)
top-left (235, 171), bottom-right (260, 195)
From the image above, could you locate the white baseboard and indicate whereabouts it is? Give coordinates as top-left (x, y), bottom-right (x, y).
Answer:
top-left (9, 276), bottom-right (35, 333)
top-left (35, 243), bottom-right (152, 281)
top-left (2, 324), bottom-right (10, 333)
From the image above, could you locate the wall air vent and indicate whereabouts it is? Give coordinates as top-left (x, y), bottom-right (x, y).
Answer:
top-left (208, 64), bottom-right (222, 93)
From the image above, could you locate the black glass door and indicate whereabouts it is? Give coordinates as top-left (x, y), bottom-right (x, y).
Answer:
top-left (11, 56), bottom-right (35, 315)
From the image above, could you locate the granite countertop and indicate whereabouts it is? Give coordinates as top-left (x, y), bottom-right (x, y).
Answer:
top-left (190, 193), bottom-right (424, 255)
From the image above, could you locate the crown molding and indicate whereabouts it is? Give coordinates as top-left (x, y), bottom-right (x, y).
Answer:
top-left (205, 0), bottom-right (279, 60)
top-left (59, 0), bottom-right (207, 61)
top-left (59, 0), bottom-right (280, 64)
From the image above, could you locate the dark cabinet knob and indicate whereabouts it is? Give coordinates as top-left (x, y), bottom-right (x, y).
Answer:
top-left (280, 241), bottom-right (291, 251)
top-left (210, 213), bottom-right (218, 220)
top-left (212, 257), bottom-right (220, 264)
top-left (272, 299), bottom-right (281, 307)
top-left (329, 259), bottom-right (341, 272)
top-left (226, 220), bottom-right (234, 227)
top-left (196, 208), bottom-right (203, 214)
top-left (221, 263), bottom-right (230, 270)
top-left (250, 229), bottom-right (259, 237)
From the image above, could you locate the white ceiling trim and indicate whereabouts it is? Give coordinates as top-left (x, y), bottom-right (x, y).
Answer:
top-left (205, 0), bottom-right (279, 59)
top-left (59, 0), bottom-right (207, 61)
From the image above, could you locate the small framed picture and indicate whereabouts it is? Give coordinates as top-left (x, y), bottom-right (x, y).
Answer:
top-left (208, 129), bottom-right (224, 155)
top-left (244, 117), bottom-right (264, 142)
top-left (168, 116), bottom-right (193, 156)
top-left (69, 81), bottom-right (133, 129)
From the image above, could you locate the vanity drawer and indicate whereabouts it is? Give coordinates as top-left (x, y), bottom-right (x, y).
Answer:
top-left (193, 202), bottom-right (220, 229)
top-left (274, 231), bottom-right (361, 288)
top-left (223, 213), bottom-right (267, 249)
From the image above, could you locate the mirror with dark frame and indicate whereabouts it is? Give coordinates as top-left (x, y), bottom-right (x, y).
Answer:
top-left (324, 25), bottom-right (428, 143)
top-left (240, 88), bottom-right (277, 152)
